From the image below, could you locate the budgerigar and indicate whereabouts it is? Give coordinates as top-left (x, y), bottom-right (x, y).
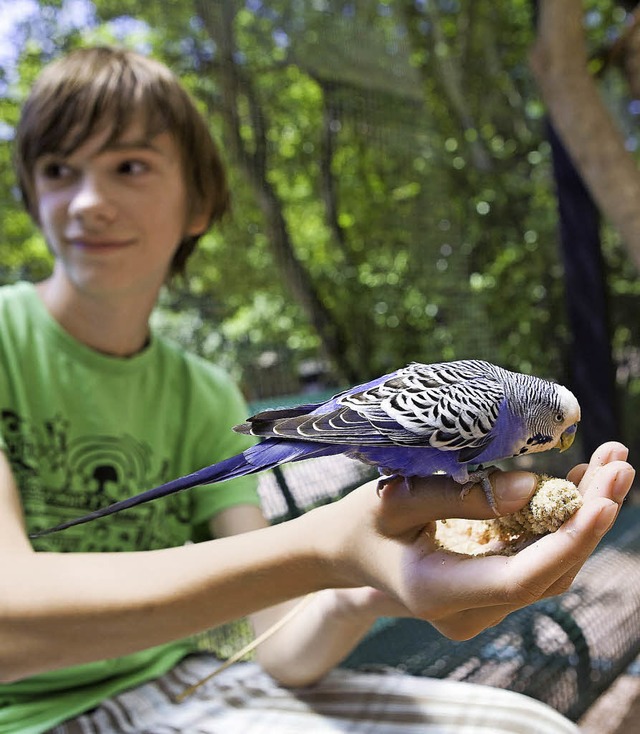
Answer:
top-left (30, 360), bottom-right (580, 537)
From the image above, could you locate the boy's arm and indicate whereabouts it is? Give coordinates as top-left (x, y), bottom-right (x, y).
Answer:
top-left (211, 504), bottom-right (397, 686)
top-left (212, 442), bottom-right (633, 686)
top-left (0, 451), bottom-right (331, 682)
top-left (0, 443), bottom-right (633, 684)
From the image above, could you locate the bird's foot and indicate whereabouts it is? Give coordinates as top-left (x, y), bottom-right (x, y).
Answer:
top-left (460, 466), bottom-right (500, 516)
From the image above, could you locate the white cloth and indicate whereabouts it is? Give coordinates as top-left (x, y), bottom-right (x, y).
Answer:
top-left (51, 654), bottom-right (579, 734)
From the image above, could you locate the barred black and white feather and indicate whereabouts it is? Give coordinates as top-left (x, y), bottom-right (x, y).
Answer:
top-left (31, 359), bottom-right (581, 537)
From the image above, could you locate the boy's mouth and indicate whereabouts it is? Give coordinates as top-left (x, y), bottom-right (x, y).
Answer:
top-left (68, 237), bottom-right (135, 251)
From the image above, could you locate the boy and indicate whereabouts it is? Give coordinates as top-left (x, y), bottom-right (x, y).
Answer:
top-left (0, 46), bottom-right (631, 733)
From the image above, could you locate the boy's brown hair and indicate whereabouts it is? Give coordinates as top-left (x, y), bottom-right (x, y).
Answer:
top-left (15, 46), bottom-right (229, 277)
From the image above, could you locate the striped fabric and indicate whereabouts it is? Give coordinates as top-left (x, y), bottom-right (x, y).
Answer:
top-left (51, 654), bottom-right (579, 733)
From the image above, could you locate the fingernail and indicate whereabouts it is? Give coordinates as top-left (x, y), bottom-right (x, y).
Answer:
top-left (612, 469), bottom-right (634, 504)
top-left (595, 501), bottom-right (618, 536)
top-left (493, 472), bottom-right (537, 513)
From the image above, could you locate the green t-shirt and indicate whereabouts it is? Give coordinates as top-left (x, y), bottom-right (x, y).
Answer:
top-left (0, 281), bottom-right (260, 733)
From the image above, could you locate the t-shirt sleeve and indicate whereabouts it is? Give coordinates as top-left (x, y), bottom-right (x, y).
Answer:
top-left (0, 356), bottom-right (8, 454)
top-left (185, 362), bottom-right (262, 537)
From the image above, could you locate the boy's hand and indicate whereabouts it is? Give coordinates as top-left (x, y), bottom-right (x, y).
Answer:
top-left (320, 442), bottom-right (633, 640)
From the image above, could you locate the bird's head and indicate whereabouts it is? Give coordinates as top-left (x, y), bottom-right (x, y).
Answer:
top-left (550, 384), bottom-right (581, 453)
top-left (514, 381), bottom-right (581, 457)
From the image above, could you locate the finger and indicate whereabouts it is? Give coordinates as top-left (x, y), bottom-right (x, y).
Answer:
top-left (376, 470), bottom-right (537, 529)
top-left (579, 460), bottom-right (634, 505)
top-left (413, 488), bottom-right (623, 617)
top-left (540, 461), bottom-right (635, 594)
top-left (499, 460), bottom-right (634, 602)
top-left (566, 463), bottom-right (587, 486)
top-left (575, 442), bottom-right (629, 497)
top-left (411, 460), bottom-right (634, 626)
top-left (500, 495), bottom-right (620, 601)
top-left (473, 463), bottom-right (630, 599)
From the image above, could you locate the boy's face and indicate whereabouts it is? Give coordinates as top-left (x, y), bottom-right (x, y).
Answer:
top-left (33, 117), bottom-right (207, 298)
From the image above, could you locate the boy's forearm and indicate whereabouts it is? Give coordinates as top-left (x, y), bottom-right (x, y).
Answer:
top-left (213, 503), bottom-right (380, 686)
top-left (253, 588), bottom-right (380, 686)
top-left (0, 509), bottom-right (336, 682)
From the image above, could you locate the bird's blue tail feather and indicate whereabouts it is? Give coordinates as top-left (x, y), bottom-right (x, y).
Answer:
top-left (29, 439), bottom-right (338, 538)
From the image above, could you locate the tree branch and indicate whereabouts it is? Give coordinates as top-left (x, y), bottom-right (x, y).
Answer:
top-left (194, 0), bottom-right (361, 382)
top-left (531, 0), bottom-right (640, 271)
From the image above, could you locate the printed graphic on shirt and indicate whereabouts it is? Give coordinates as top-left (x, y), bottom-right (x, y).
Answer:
top-left (2, 409), bottom-right (191, 552)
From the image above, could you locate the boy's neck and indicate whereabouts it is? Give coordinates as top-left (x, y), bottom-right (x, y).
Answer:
top-left (36, 275), bottom-right (159, 358)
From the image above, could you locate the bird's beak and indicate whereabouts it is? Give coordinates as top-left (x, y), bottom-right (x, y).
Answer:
top-left (557, 424), bottom-right (578, 453)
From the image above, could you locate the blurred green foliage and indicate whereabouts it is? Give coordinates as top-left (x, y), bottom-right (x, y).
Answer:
top-left (1, 0), bottom-right (639, 415)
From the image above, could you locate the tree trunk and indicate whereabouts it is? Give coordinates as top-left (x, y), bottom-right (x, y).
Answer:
top-left (194, 0), bottom-right (362, 383)
top-left (531, 0), bottom-right (640, 271)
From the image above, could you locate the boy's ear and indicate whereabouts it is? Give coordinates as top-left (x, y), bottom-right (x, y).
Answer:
top-left (186, 209), bottom-right (210, 237)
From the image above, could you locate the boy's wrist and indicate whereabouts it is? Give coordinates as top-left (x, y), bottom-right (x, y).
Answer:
top-left (292, 504), bottom-right (360, 591)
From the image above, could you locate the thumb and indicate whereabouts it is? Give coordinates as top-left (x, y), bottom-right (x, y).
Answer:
top-left (485, 471), bottom-right (539, 515)
top-left (379, 470), bottom-right (538, 526)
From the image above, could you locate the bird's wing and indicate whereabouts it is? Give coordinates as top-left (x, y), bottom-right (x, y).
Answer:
top-left (234, 400), bottom-right (328, 434)
top-left (238, 360), bottom-right (506, 452)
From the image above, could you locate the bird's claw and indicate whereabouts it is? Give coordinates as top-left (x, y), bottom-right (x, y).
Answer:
top-left (460, 466), bottom-right (500, 516)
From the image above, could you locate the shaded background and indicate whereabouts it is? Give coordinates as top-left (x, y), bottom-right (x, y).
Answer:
top-left (1, 0), bottom-right (639, 468)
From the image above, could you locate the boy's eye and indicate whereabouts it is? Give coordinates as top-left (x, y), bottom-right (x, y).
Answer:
top-left (40, 161), bottom-right (72, 179)
top-left (117, 159), bottom-right (148, 175)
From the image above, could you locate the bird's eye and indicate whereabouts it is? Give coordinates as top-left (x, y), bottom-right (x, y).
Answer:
top-left (554, 412), bottom-right (564, 423)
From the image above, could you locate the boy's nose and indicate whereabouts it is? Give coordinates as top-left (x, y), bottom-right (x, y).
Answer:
top-left (68, 175), bottom-right (116, 223)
